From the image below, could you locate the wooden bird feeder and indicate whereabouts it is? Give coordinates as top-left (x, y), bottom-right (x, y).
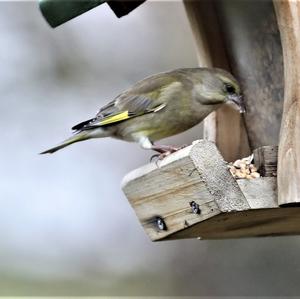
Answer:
top-left (121, 0), bottom-right (300, 240)
top-left (39, 0), bottom-right (300, 239)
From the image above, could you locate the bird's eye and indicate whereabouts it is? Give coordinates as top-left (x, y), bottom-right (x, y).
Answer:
top-left (225, 83), bottom-right (235, 94)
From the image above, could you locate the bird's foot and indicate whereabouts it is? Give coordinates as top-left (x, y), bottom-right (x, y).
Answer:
top-left (150, 144), bottom-right (188, 162)
top-left (150, 151), bottom-right (172, 162)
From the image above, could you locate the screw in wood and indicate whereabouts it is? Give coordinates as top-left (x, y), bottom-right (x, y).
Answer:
top-left (189, 201), bottom-right (201, 214)
top-left (156, 217), bottom-right (167, 231)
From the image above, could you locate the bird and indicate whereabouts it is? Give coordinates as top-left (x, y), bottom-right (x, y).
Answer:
top-left (40, 67), bottom-right (244, 155)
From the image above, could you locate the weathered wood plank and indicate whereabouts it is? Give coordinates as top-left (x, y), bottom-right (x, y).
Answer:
top-left (165, 207), bottom-right (300, 240)
top-left (216, 0), bottom-right (284, 150)
top-left (253, 146), bottom-right (278, 177)
top-left (188, 141), bottom-right (249, 211)
top-left (237, 177), bottom-right (277, 209)
top-left (274, 0), bottom-right (300, 205)
top-left (122, 143), bottom-right (222, 240)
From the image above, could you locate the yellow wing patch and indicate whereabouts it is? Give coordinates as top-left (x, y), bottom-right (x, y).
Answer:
top-left (96, 103), bottom-right (166, 126)
top-left (99, 111), bottom-right (130, 126)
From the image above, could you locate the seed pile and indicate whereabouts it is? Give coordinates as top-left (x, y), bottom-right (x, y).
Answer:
top-left (229, 155), bottom-right (260, 179)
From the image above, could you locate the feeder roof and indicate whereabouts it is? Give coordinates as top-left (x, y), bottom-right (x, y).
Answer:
top-left (39, 0), bottom-right (146, 28)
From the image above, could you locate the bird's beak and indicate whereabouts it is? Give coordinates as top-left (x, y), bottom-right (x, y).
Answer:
top-left (227, 94), bottom-right (246, 113)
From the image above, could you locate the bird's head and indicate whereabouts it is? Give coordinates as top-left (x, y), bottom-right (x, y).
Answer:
top-left (192, 68), bottom-right (245, 113)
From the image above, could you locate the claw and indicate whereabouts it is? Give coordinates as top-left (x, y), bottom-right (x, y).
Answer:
top-left (150, 152), bottom-right (171, 166)
top-left (150, 154), bottom-right (160, 163)
top-left (151, 144), bottom-right (188, 155)
top-left (157, 151), bottom-right (172, 160)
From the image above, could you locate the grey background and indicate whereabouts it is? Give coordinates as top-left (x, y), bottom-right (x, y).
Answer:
top-left (0, 1), bottom-right (300, 296)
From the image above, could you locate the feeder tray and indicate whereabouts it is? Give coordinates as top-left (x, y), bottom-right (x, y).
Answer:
top-left (122, 140), bottom-right (300, 241)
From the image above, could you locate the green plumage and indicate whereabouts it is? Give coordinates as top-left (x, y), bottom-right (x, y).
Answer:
top-left (41, 67), bottom-right (243, 154)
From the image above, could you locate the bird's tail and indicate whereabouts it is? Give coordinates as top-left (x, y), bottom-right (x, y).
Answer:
top-left (40, 131), bottom-right (93, 154)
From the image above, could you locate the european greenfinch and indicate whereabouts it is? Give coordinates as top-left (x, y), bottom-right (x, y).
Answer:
top-left (40, 67), bottom-right (244, 155)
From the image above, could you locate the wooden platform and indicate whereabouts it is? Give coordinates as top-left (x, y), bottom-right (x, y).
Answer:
top-left (122, 140), bottom-right (300, 241)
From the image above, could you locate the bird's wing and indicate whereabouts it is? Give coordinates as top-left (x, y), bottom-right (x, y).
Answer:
top-left (73, 73), bottom-right (179, 131)
top-left (95, 94), bottom-right (166, 125)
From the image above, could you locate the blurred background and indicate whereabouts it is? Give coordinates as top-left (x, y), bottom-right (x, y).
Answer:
top-left (1, 1), bottom-right (300, 296)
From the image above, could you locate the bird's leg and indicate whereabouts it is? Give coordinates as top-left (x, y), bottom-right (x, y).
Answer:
top-left (138, 137), bottom-right (161, 161)
top-left (148, 145), bottom-right (171, 162)
top-left (151, 144), bottom-right (188, 160)
top-left (138, 137), bottom-right (187, 160)
top-left (151, 144), bottom-right (181, 153)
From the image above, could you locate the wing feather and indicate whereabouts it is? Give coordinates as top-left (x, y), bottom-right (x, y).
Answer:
top-left (73, 72), bottom-right (179, 131)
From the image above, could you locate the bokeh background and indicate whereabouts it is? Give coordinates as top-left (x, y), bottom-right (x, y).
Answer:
top-left (1, 1), bottom-right (300, 296)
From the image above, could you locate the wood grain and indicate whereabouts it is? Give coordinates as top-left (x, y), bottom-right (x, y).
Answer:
top-left (274, 1), bottom-right (300, 205)
top-left (237, 177), bottom-right (277, 209)
top-left (165, 206), bottom-right (300, 240)
top-left (253, 146), bottom-right (278, 177)
top-left (216, 0), bottom-right (284, 150)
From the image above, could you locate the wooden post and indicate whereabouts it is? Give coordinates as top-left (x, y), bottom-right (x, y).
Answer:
top-left (274, 1), bottom-right (300, 205)
top-left (215, 0), bottom-right (284, 151)
top-left (183, 0), bottom-right (250, 162)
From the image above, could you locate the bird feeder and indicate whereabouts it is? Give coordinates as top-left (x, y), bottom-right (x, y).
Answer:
top-left (122, 0), bottom-right (300, 240)
top-left (39, 0), bottom-right (300, 239)
top-left (122, 140), bottom-right (286, 240)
